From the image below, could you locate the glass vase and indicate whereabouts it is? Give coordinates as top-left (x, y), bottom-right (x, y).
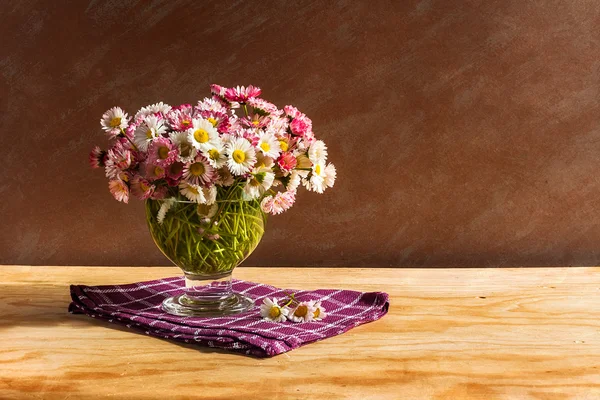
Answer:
top-left (145, 185), bottom-right (266, 316)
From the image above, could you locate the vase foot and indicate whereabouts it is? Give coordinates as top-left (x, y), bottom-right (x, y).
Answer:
top-left (161, 293), bottom-right (254, 317)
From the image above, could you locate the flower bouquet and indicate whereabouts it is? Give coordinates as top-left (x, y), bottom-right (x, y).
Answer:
top-left (89, 84), bottom-right (336, 316)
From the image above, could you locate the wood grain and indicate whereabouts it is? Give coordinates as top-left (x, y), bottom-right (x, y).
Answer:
top-left (1, 266), bottom-right (599, 399)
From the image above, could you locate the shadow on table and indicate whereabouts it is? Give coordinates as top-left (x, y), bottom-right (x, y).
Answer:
top-left (0, 283), bottom-right (259, 358)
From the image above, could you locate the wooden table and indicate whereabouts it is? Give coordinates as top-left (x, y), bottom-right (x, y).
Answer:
top-left (1, 266), bottom-right (599, 399)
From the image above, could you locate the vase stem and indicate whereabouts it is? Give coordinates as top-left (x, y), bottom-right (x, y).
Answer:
top-left (184, 272), bottom-right (233, 302)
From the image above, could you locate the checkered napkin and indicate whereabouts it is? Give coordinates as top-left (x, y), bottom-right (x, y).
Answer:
top-left (68, 277), bottom-right (389, 357)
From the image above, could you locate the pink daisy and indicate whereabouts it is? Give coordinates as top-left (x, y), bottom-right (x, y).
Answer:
top-left (260, 190), bottom-right (296, 215)
top-left (108, 179), bottom-right (129, 203)
top-left (224, 85), bottom-right (262, 103)
top-left (182, 155), bottom-right (215, 185)
top-left (148, 137), bottom-right (178, 167)
top-left (145, 162), bottom-right (166, 181)
top-left (247, 97), bottom-right (281, 115)
top-left (130, 175), bottom-right (155, 200)
top-left (277, 152), bottom-right (297, 173)
top-left (89, 146), bottom-right (106, 169)
top-left (166, 161), bottom-right (184, 186)
top-left (289, 117), bottom-right (310, 136)
top-left (166, 106), bottom-right (195, 131)
top-left (210, 84), bottom-right (227, 97)
top-left (241, 115), bottom-right (270, 129)
top-left (150, 185), bottom-right (168, 200)
top-left (104, 144), bottom-right (132, 179)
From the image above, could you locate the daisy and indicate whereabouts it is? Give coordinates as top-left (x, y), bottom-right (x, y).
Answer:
top-left (169, 131), bottom-right (197, 163)
top-left (166, 106), bottom-right (194, 131)
top-left (304, 161), bottom-right (326, 193)
top-left (289, 117), bottom-right (311, 137)
top-left (247, 97), bottom-right (280, 115)
top-left (241, 115), bottom-right (270, 129)
top-left (178, 182), bottom-right (206, 203)
top-left (148, 137), bottom-right (178, 167)
top-left (134, 102), bottom-right (172, 119)
top-left (260, 298), bottom-right (289, 322)
top-left (196, 97), bottom-right (227, 114)
top-left (89, 146), bottom-right (106, 169)
top-left (203, 185), bottom-right (217, 205)
top-left (243, 167), bottom-right (275, 200)
top-left (286, 170), bottom-right (302, 192)
top-left (100, 107), bottom-right (129, 137)
top-left (255, 152), bottom-right (274, 169)
top-left (130, 175), bottom-right (155, 200)
top-left (196, 202), bottom-right (218, 219)
top-left (224, 85), bottom-right (261, 103)
top-left (210, 84), bottom-right (227, 97)
top-left (256, 132), bottom-right (281, 159)
top-left (182, 156), bottom-right (215, 185)
top-left (202, 143), bottom-right (227, 168)
top-left (277, 151), bottom-right (297, 173)
top-left (145, 162), bottom-right (166, 181)
top-left (260, 190), bottom-right (296, 215)
top-left (215, 167), bottom-right (235, 186)
top-left (134, 115), bottom-right (167, 152)
top-left (324, 163), bottom-right (337, 188)
top-left (167, 161), bottom-right (184, 181)
top-left (108, 179), bottom-right (129, 203)
top-left (310, 301), bottom-right (327, 321)
top-left (157, 198), bottom-right (176, 224)
top-left (308, 140), bottom-right (328, 165)
top-left (266, 115), bottom-right (289, 137)
top-left (287, 301), bottom-right (316, 323)
top-left (104, 145), bottom-right (132, 179)
top-left (226, 137), bottom-right (256, 175)
top-left (188, 118), bottom-right (219, 151)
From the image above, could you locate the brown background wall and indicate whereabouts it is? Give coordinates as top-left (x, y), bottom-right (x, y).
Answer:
top-left (2, 1), bottom-right (600, 267)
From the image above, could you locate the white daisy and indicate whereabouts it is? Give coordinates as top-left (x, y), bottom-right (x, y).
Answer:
top-left (288, 301), bottom-right (316, 323)
top-left (256, 132), bottom-right (281, 159)
top-left (304, 161), bottom-right (327, 193)
top-left (308, 140), bottom-right (328, 165)
top-left (243, 167), bottom-right (275, 200)
top-left (100, 107), bottom-right (129, 137)
top-left (135, 102), bottom-right (172, 119)
top-left (157, 198), bottom-right (176, 224)
top-left (169, 131), bottom-right (197, 163)
top-left (188, 118), bottom-right (219, 152)
top-left (226, 137), bottom-right (256, 175)
top-left (202, 142), bottom-right (227, 168)
top-left (310, 301), bottom-right (327, 321)
top-left (287, 170), bottom-right (302, 192)
top-left (134, 115), bottom-right (167, 152)
top-left (178, 182), bottom-right (206, 203)
top-left (260, 298), bottom-right (289, 322)
top-left (203, 185), bottom-right (217, 205)
top-left (324, 163), bottom-right (336, 188)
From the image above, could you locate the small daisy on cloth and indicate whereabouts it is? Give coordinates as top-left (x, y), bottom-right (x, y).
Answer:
top-left (68, 277), bottom-right (390, 357)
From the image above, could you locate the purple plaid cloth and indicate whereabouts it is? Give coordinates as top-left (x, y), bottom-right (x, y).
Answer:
top-left (68, 277), bottom-right (389, 357)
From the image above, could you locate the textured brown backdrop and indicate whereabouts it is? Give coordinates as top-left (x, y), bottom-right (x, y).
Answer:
top-left (2, 1), bottom-right (600, 267)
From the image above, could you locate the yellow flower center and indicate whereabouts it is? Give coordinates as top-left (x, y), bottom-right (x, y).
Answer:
top-left (269, 307), bottom-right (281, 319)
top-left (250, 177), bottom-right (261, 187)
top-left (140, 181), bottom-right (150, 192)
top-left (194, 129), bottom-right (209, 143)
top-left (232, 149), bottom-right (246, 164)
top-left (190, 162), bottom-right (205, 176)
top-left (315, 164), bottom-right (321, 175)
top-left (187, 185), bottom-right (199, 195)
top-left (294, 305), bottom-right (308, 318)
top-left (109, 117), bottom-right (121, 128)
top-left (119, 172), bottom-right (129, 182)
top-left (154, 166), bottom-right (164, 176)
top-left (279, 140), bottom-right (288, 152)
top-left (252, 120), bottom-right (260, 126)
top-left (208, 149), bottom-right (220, 160)
top-left (314, 308), bottom-right (320, 318)
top-left (260, 142), bottom-right (270, 153)
top-left (207, 117), bottom-right (217, 127)
top-left (146, 129), bottom-right (153, 139)
top-left (158, 146), bottom-right (169, 159)
top-left (182, 119), bottom-right (191, 127)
